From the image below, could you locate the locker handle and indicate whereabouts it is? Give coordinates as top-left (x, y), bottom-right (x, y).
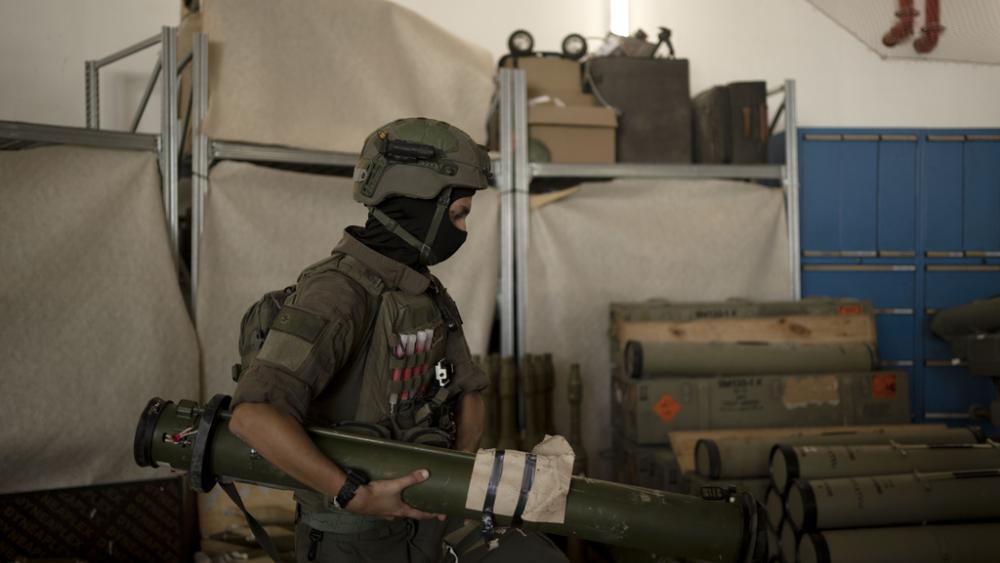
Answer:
top-left (927, 134), bottom-right (965, 142)
top-left (803, 133), bottom-right (841, 141)
top-left (803, 264), bottom-right (916, 272)
top-left (880, 134), bottom-right (918, 142)
top-left (875, 308), bottom-right (914, 315)
top-left (926, 265), bottom-right (1000, 272)
top-left (842, 134), bottom-right (879, 142)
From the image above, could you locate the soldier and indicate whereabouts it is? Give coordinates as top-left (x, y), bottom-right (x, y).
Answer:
top-left (229, 118), bottom-right (490, 563)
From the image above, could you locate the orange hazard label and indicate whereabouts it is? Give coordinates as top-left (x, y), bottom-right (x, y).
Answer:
top-left (838, 304), bottom-right (864, 315)
top-left (871, 373), bottom-right (897, 399)
top-left (653, 394), bottom-right (683, 423)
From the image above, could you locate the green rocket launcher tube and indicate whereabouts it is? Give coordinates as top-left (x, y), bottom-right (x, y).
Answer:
top-left (135, 395), bottom-right (766, 562)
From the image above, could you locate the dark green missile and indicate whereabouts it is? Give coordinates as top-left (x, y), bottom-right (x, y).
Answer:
top-left (786, 469), bottom-right (1000, 531)
top-left (771, 441), bottom-right (1000, 493)
top-left (799, 523), bottom-right (1000, 563)
top-left (567, 363), bottom-right (588, 476)
top-left (695, 427), bottom-right (980, 481)
top-left (135, 395), bottom-right (767, 562)
top-left (497, 357), bottom-right (520, 450)
top-left (478, 354), bottom-right (499, 449)
top-left (930, 297), bottom-right (1000, 341)
top-left (623, 341), bottom-right (875, 378)
top-left (520, 354), bottom-right (545, 449)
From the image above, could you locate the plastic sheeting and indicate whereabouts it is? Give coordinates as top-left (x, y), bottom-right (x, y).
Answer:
top-left (196, 161), bottom-right (499, 400)
top-left (200, 0), bottom-right (496, 152)
top-left (0, 146), bottom-right (199, 494)
top-left (524, 179), bottom-right (792, 479)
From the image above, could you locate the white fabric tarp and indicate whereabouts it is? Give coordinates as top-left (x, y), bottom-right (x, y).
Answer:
top-left (0, 146), bottom-right (200, 494)
top-left (200, 0), bottom-right (496, 152)
top-left (197, 161), bottom-right (499, 399)
top-left (525, 179), bottom-right (792, 479)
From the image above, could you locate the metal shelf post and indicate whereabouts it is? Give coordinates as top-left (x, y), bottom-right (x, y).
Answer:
top-left (160, 27), bottom-right (181, 268)
top-left (191, 32), bottom-right (210, 314)
top-left (783, 79), bottom-right (801, 298)
top-left (497, 69), bottom-right (517, 359)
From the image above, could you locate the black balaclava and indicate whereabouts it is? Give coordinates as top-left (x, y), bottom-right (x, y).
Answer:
top-left (348, 187), bottom-right (476, 270)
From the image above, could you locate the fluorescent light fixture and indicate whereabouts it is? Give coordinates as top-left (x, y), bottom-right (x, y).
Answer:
top-left (610, 0), bottom-right (630, 36)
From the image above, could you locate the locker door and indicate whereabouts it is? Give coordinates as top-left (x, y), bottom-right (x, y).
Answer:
top-left (800, 135), bottom-right (841, 253)
top-left (922, 137), bottom-right (964, 253)
top-left (877, 137), bottom-right (917, 254)
top-left (838, 137), bottom-right (878, 252)
top-left (963, 139), bottom-right (1000, 253)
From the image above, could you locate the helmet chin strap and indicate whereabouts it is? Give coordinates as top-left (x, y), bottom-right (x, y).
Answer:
top-left (369, 187), bottom-right (454, 266)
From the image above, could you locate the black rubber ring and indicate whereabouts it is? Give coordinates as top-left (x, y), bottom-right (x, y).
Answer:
top-left (697, 439), bottom-right (722, 480)
top-left (734, 491), bottom-right (766, 563)
top-left (809, 531), bottom-right (831, 563)
top-left (774, 444), bottom-right (799, 494)
top-left (796, 480), bottom-right (819, 532)
top-left (133, 397), bottom-right (169, 468)
top-left (190, 394), bottom-right (232, 493)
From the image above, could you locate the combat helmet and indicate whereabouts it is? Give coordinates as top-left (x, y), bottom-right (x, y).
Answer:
top-left (353, 117), bottom-right (492, 265)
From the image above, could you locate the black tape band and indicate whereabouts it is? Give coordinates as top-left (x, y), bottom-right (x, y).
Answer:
top-left (481, 449), bottom-right (505, 537)
top-left (511, 453), bottom-right (537, 527)
top-left (775, 444), bottom-right (799, 494)
top-left (190, 394), bottom-right (231, 493)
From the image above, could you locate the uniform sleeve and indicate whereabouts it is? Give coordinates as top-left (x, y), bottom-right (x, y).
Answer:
top-left (437, 286), bottom-right (488, 395)
top-left (232, 273), bottom-right (367, 423)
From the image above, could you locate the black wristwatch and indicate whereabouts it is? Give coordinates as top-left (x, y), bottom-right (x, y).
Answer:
top-left (333, 468), bottom-right (370, 509)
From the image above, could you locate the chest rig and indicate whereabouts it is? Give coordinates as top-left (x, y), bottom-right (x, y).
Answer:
top-left (301, 252), bottom-right (461, 449)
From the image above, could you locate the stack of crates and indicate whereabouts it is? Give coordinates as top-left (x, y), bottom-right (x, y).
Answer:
top-left (607, 297), bottom-right (912, 499)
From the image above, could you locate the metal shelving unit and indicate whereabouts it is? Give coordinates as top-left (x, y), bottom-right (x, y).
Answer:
top-left (500, 68), bottom-right (801, 358)
top-left (190, 36), bottom-right (515, 352)
top-left (2, 27), bottom-right (183, 268)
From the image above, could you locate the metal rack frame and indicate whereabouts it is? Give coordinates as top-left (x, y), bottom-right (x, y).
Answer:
top-left (502, 68), bottom-right (800, 358)
top-left (2, 27), bottom-right (184, 265)
top-left (188, 34), bottom-right (513, 337)
top-left (81, 27), bottom-right (185, 269)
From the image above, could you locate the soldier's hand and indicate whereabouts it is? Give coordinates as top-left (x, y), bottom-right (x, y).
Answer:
top-left (348, 469), bottom-right (446, 521)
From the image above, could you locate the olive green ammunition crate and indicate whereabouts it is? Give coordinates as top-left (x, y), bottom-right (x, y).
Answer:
top-left (611, 432), bottom-right (686, 492)
top-left (608, 298), bottom-right (876, 374)
top-left (611, 371), bottom-right (909, 445)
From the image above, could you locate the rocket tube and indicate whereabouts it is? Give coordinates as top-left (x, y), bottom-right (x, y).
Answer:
top-left (136, 396), bottom-right (766, 562)
top-left (786, 469), bottom-right (1000, 531)
top-left (771, 441), bottom-right (1000, 493)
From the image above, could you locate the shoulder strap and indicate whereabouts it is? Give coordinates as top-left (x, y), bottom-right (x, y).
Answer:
top-left (219, 481), bottom-right (284, 563)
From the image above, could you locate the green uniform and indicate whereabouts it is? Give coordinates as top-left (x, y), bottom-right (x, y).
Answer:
top-left (233, 233), bottom-right (487, 563)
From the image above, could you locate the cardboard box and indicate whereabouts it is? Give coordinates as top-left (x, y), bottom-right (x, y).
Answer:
top-left (500, 56), bottom-right (596, 107)
top-left (529, 104), bottom-right (617, 163)
top-left (611, 371), bottom-right (910, 445)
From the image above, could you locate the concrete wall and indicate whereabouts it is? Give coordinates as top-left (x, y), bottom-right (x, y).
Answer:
top-left (2, 0), bottom-right (998, 129)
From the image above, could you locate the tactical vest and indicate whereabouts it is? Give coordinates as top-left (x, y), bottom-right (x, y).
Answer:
top-left (239, 251), bottom-right (462, 529)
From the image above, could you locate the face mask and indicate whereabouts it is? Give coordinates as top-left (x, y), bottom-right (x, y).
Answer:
top-left (426, 215), bottom-right (468, 265)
